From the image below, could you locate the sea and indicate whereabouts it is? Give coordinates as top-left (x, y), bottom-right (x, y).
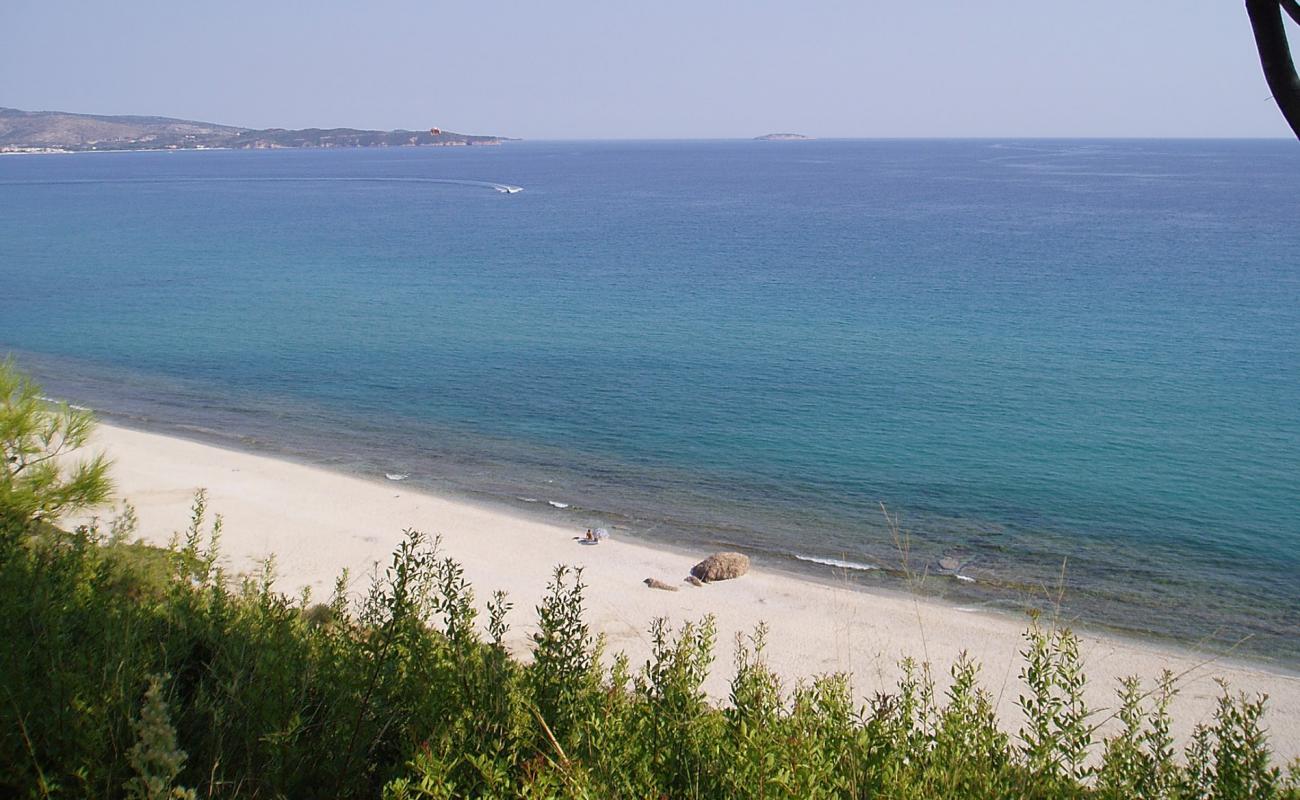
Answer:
top-left (2, 140), bottom-right (1297, 665)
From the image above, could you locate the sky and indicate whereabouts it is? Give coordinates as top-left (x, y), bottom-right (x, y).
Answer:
top-left (1, 0), bottom-right (1296, 139)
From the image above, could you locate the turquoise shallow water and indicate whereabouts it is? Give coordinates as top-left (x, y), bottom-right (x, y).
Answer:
top-left (1, 140), bottom-right (1297, 663)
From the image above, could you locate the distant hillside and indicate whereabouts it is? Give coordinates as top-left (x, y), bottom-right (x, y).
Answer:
top-left (755, 133), bottom-right (813, 141)
top-left (0, 107), bottom-right (508, 153)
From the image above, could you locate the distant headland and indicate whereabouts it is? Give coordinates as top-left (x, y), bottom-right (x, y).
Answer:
top-left (0, 107), bottom-right (511, 153)
top-left (755, 133), bottom-right (813, 141)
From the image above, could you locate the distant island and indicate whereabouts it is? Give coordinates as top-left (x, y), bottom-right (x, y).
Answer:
top-left (0, 107), bottom-right (510, 153)
top-left (755, 133), bottom-right (813, 141)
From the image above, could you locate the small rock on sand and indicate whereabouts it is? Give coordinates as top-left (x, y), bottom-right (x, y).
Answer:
top-left (690, 552), bottom-right (750, 582)
top-left (644, 578), bottom-right (679, 592)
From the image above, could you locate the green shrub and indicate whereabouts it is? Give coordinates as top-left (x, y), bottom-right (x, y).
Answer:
top-left (125, 675), bottom-right (195, 800)
top-left (3, 508), bottom-right (1299, 799)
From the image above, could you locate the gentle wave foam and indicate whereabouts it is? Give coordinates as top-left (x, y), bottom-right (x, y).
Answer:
top-left (794, 554), bottom-right (879, 572)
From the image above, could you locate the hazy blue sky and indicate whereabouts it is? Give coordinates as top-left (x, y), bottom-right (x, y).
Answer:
top-left (2, 0), bottom-right (1295, 138)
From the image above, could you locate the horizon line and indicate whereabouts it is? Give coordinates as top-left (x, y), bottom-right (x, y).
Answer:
top-left (5, 106), bottom-right (1296, 143)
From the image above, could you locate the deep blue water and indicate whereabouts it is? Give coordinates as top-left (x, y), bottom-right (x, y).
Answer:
top-left (2, 140), bottom-right (1297, 662)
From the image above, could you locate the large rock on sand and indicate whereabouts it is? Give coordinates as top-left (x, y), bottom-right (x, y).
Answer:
top-left (690, 552), bottom-right (750, 582)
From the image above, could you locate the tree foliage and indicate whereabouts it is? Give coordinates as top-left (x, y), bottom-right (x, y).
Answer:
top-left (0, 358), bottom-right (112, 528)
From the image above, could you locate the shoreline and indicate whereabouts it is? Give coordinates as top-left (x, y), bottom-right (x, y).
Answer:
top-left (0, 141), bottom-right (506, 156)
top-left (68, 420), bottom-right (1300, 763)
top-left (78, 410), bottom-right (1273, 672)
top-left (84, 403), bottom-right (1300, 678)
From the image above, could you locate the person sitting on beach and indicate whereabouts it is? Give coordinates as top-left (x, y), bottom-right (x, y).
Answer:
top-left (585, 528), bottom-right (595, 542)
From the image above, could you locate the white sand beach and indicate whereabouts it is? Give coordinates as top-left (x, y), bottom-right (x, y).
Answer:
top-left (72, 422), bottom-right (1300, 763)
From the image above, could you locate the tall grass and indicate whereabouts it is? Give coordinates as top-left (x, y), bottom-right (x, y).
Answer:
top-left (1, 497), bottom-right (1296, 799)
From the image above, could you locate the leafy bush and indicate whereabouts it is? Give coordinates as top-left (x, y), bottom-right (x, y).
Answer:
top-left (2, 508), bottom-right (1296, 799)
